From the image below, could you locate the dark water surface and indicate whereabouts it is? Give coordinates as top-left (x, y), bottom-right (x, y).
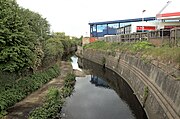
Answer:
top-left (61, 57), bottom-right (147, 119)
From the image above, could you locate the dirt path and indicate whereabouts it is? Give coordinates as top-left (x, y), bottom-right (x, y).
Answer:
top-left (5, 61), bottom-right (72, 119)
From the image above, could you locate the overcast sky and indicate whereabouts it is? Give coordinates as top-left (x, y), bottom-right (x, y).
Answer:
top-left (16, 0), bottom-right (180, 37)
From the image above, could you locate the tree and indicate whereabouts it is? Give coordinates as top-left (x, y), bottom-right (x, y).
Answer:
top-left (19, 8), bottom-right (50, 71)
top-left (0, 0), bottom-right (50, 73)
top-left (42, 37), bottom-right (64, 67)
top-left (0, 0), bottom-right (35, 72)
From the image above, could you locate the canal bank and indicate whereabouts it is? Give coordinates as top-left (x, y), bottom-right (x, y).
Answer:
top-left (5, 61), bottom-right (73, 119)
top-left (80, 48), bottom-right (180, 119)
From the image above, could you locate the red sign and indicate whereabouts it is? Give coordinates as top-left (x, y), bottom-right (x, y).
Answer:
top-left (164, 26), bottom-right (175, 29)
top-left (164, 26), bottom-right (180, 29)
top-left (136, 26), bottom-right (156, 31)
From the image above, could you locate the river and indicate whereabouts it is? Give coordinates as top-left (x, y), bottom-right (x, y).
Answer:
top-left (61, 56), bottom-right (147, 119)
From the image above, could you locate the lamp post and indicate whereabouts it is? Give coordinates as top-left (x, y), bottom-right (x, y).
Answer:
top-left (156, 1), bottom-right (172, 30)
top-left (142, 10), bottom-right (146, 32)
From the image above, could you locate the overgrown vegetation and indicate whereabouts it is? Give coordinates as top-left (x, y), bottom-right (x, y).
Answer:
top-left (0, 0), bottom-right (81, 75)
top-left (28, 88), bottom-right (63, 119)
top-left (0, 64), bottom-right (60, 118)
top-left (0, 0), bottom-right (80, 118)
top-left (0, 0), bottom-right (50, 73)
top-left (144, 86), bottom-right (149, 99)
top-left (84, 41), bottom-right (180, 66)
top-left (143, 86), bottom-right (149, 107)
top-left (61, 73), bottom-right (76, 97)
top-left (28, 73), bottom-right (76, 119)
top-left (42, 32), bottom-right (80, 67)
top-left (84, 41), bottom-right (154, 52)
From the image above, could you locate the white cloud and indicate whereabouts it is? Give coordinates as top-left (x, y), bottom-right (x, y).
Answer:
top-left (16, 0), bottom-right (180, 37)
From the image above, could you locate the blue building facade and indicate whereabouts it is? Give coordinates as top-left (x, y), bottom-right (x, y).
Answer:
top-left (89, 17), bottom-right (156, 37)
top-left (91, 27), bottom-right (117, 37)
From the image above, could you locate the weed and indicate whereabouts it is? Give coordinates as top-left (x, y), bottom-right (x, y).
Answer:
top-left (101, 57), bottom-right (106, 67)
top-left (29, 73), bottom-right (76, 119)
top-left (29, 88), bottom-right (63, 119)
top-left (84, 41), bottom-right (180, 66)
top-left (144, 86), bottom-right (149, 98)
top-left (142, 86), bottom-right (149, 108)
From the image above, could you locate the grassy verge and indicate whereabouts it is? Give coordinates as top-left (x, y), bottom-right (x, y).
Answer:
top-left (84, 41), bottom-right (180, 67)
top-left (28, 73), bottom-right (76, 119)
top-left (0, 64), bottom-right (60, 118)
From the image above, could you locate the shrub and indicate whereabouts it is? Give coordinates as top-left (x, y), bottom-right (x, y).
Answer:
top-left (64, 73), bottom-right (76, 88)
top-left (131, 41), bottom-right (154, 52)
top-left (62, 73), bottom-right (76, 97)
top-left (29, 88), bottom-right (63, 119)
top-left (29, 73), bottom-right (76, 119)
top-left (0, 64), bottom-right (60, 117)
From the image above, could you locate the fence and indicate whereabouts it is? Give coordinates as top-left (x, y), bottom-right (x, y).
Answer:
top-left (170, 28), bottom-right (180, 47)
top-left (98, 29), bottom-right (180, 47)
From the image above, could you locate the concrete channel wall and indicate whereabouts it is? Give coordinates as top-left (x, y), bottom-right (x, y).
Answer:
top-left (82, 49), bottom-right (180, 119)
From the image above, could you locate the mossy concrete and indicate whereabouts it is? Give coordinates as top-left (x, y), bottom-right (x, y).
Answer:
top-left (82, 49), bottom-right (180, 119)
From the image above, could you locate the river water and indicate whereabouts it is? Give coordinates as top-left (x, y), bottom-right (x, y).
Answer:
top-left (61, 56), bottom-right (147, 119)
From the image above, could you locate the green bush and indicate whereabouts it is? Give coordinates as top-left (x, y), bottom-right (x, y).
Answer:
top-left (62, 73), bottom-right (76, 97)
top-left (29, 88), bottom-right (63, 119)
top-left (0, 0), bottom-right (50, 73)
top-left (0, 64), bottom-right (60, 117)
top-left (131, 41), bottom-right (154, 52)
top-left (29, 73), bottom-right (76, 119)
top-left (43, 37), bottom-right (64, 63)
top-left (64, 73), bottom-right (76, 87)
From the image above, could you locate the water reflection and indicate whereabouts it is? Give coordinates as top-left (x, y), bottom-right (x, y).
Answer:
top-left (62, 75), bottom-right (136, 119)
top-left (61, 57), bottom-right (147, 119)
top-left (90, 75), bottom-right (110, 89)
top-left (80, 59), bottom-right (148, 119)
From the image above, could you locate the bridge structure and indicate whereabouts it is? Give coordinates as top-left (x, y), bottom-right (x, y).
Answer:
top-left (89, 17), bottom-right (156, 37)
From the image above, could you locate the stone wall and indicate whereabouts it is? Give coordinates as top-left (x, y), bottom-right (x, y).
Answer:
top-left (82, 49), bottom-right (180, 119)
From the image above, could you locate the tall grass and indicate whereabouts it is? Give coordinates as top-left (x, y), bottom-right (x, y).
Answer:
top-left (84, 41), bottom-right (180, 65)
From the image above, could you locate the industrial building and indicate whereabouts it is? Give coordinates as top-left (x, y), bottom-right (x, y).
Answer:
top-left (89, 1), bottom-right (180, 38)
top-left (89, 12), bottom-right (180, 38)
top-left (89, 17), bottom-right (156, 37)
top-left (84, 1), bottom-right (180, 47)
top-left (116, 22), bottom-right (156, 35)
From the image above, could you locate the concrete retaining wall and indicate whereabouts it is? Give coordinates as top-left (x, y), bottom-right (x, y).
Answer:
top-left (82, 49), bottom-right (180, 119)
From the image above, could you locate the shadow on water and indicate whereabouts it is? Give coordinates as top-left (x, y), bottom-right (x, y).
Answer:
top-left (80, 58), bottom-right (148, 119)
